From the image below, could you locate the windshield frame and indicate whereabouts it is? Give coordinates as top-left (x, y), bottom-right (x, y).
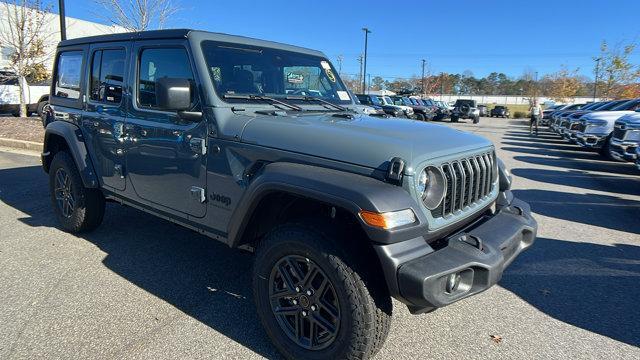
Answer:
top-left (200, 40), bottom-right (352, 106)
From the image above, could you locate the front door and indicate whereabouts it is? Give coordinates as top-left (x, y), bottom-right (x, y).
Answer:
top-left (124, 41), bottom-right (207, 218)
top-left (82, 43), bottom-right (129, 191)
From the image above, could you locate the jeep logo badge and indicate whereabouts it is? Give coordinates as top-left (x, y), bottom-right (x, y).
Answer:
top-left (210, 192), bottom-right (232, 207)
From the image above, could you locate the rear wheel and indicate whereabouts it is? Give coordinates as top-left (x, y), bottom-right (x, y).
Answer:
top-left (451, 115), bottom-right (459, 122)
top-left (416, 113), bottom-right (426, 121)
top-left (473, 116), bottom-right (480, 124)
top-left (49, 151), bottom-right (105, 233)
top-left (253, 222), bottom-right (392, 360)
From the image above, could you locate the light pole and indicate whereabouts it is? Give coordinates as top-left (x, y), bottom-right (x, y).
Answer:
top-left (421, 59), bottom-right (426, 96)
top-left (336, 55), bottom-right (343, 75)
top-left (593, 57), bottom-right (601, 101)
top-left (362, 27), bottom-right (371, 94)
top-left (357, 54), bottom-right (364, 93)
top-left (58, 0), bottom-right (67, 41)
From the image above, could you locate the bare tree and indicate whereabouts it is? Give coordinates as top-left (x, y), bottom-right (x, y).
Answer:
top-left (94, 0), bottom-right (180, 32)
top-left (0, 0), bottom-right (53, 117)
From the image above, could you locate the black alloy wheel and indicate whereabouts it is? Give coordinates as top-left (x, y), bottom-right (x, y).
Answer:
top-left (269, 255), bottom-right (341, 350)
top-left (54, 168), bottom-right (75, 218)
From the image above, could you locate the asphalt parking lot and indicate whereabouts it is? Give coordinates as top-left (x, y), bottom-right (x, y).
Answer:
top-left (0, 118), bottom-right (639, 359)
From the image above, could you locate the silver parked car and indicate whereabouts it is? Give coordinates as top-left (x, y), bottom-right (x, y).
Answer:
top-left (609, 111), bottom-right (640, 162)
top-left (575, 99), bottom-right (640, 157)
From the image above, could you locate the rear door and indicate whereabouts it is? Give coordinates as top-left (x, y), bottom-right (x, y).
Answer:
top-left (124, 40), bottom-right (208, 218)
top-left (82, 43), bottom-right (129, 191)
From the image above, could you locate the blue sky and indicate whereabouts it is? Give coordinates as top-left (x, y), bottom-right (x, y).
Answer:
top-left (61, 0), bottom-right (640, 80)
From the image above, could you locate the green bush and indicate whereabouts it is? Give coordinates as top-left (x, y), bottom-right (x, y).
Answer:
top-left (513, 111), bottom-right (529, 119)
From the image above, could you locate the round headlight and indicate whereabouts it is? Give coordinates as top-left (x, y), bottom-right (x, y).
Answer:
top-left (416, 166), bottom-right (446, 210)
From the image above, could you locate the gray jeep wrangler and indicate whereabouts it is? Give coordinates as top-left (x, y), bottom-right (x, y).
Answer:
top-left (42, 29), bottom-right (536, 359)
top-left (451, 99), bottom-right (480, 123)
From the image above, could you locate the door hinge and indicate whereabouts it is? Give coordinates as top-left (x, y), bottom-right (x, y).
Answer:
top-left (190, 186), bottom-right (206, 203)
top-left (189, 137), bottom-right (207, 156)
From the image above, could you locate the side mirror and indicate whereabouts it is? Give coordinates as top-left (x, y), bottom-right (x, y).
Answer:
top-left (156, 77), bottom-right (192, 111)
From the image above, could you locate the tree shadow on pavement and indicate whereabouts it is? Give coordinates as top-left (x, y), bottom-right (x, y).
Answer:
top-left (501, 237), bottom-right (640, 347)
top-left (0, 165), bottom-right (281, 359)
top-left (511, 168), bottom-right (640, 196)
top-left (513, 189), bottom-right (640, 234)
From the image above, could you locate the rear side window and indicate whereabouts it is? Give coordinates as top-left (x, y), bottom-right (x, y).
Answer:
top-left (137, 47), bottom-right (194, 109)
top-left (90, 49), bottom-right (126, 104)
top-left (54, 51), bottom-right (83, 99)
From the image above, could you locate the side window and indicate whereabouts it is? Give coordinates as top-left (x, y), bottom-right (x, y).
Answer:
top-left (90, 49), bottom-right (125, 104)
top-left (54, 51), bottom-right (83, 99)
top-left (138, 47), bottom-right (194, 109)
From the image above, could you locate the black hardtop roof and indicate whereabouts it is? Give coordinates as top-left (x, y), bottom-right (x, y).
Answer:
top-left (58, 28), bottom-right (324, 57)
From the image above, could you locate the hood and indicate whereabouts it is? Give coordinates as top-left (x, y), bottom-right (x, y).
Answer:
top-left (616, 112), bottom-right (640, 127)
top-left (240, 113), bottom-right (492, 172)
top-left (582, 110), bottom-right (636, 123)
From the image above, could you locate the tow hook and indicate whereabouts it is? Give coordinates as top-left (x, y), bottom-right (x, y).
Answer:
top-left (459, 234), bottom-right (483, 251)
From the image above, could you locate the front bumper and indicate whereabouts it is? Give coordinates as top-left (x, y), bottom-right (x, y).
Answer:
top-left (576, 132), bottom-right (609, 148)
top-left (609, 139), bottom-right (639, 162)
top-left (374, 194), bottom-right (536, 314)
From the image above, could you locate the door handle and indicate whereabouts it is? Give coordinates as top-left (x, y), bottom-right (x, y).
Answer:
top-left (139, 129), bottom-right (147, 137)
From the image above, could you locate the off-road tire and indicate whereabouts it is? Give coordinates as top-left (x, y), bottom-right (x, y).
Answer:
top-left (451, 115), bottom-right (459, 122)
top-left (473, 116), bottom-right (480, 124)
top-left (49, 151), bottom-right (105, 233)
top-left (416, 113), bottom-right (426, 121)
top-left (253, 222), bottom-right (392, 360)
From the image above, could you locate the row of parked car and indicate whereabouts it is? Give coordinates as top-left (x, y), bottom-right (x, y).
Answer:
top-left (354, 94), bottom-right (453, 121)
top-left (545, 99), bottom-right (640, 170)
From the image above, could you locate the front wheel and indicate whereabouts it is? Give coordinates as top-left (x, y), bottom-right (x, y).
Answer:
top-left (253, 223), bottom-right (392, 360)
top-left (451, 115), bottom-right (459, 122)
top-left (416, 113), bottom-right (426, 121)
top-left (473, 116), bottom-right (480, 124)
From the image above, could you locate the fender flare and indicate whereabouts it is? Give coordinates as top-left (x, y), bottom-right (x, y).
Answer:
top-left (227, 162), bottom-right (429, 247)
top-left (42, 121), bottom-right (100, 188)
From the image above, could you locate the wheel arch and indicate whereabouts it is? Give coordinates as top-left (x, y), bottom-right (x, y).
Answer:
top-left (42, 121), bottom-right (100, 188)
top-left (228, 162), bottom-right (428, 249)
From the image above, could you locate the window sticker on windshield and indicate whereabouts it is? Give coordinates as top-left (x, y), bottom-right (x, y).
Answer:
top-left (337, 91), bottom-right (350, 101)
top-left (286, 72), bottom-right (304, 84)
top-left (320, 61), bottom-right (331, 70)
top-left (325, 68), bottom-right (336, 83)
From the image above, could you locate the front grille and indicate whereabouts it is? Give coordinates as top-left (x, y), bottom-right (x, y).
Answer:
top-left (431, 151), bottom-right (496, 219)
top-left (613, 126), bottom-right (627, 140)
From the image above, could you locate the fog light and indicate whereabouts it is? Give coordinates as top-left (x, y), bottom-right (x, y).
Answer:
top-left (445, 273), bottom-right (461, 293)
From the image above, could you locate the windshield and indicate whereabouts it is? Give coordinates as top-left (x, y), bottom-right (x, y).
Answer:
top-left (382, 96), bottom-right (394, 105)
top-left (594, 100), bottom-right (625, 111)
top-left (611, 98), bottom-right (640, 111)
top-left (201, 41), bottom-right (351, 104)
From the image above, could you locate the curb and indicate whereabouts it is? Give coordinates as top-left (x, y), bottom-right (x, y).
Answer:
top-left (0, 138), bottom-right (43, 152)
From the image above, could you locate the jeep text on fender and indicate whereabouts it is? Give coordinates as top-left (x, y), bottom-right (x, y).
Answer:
top-left (42, 29), bottom-right (537, 360)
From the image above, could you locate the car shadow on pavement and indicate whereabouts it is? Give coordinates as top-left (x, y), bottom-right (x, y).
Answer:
top-left (512, 168), bottom-right (640, 196)
top-left (501, 140), bottom-right (598, 154)
top-left (513, 189), bottom-right (640, 234)
top-left (502, 146), bottom-right (619, 163)
top-left (0, 165), bottom-right (282, 359)
top-left (501, 237), bottom-right (640, 347)
top-left (513, 155), bottom-right (640, 176)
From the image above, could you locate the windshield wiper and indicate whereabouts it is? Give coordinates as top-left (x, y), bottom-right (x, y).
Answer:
top-left (285, 96), bottom-right (348, 112)
top-left (223, 94), bottom-right (304, 112)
